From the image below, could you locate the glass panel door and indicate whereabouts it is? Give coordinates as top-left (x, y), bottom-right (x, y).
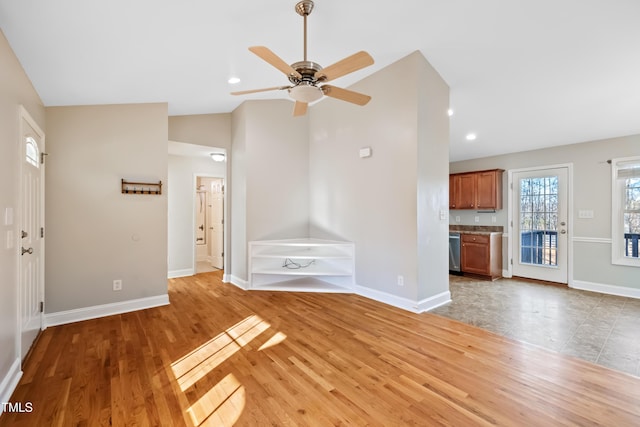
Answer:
top-left (513, 167), bottom-right (568, 283)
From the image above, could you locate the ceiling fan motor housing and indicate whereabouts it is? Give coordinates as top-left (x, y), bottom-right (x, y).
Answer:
top-left (295, 0), bottom-right (314, 16)
top-left (288, 61), bottom-right (323, 85)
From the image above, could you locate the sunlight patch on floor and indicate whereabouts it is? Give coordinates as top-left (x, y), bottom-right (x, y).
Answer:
top-left (259, 331), bottom-right (288, 351)
top-left (171, 314), bottom-right (288, 425)
top-left (187, 373), bottom-right (245, 426)
top-left (171, 315), bottom-right (272, 391)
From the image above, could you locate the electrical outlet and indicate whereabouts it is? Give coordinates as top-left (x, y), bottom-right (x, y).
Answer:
top-left (474, 216), bottom-right (480, 223)
top-left (113, 279), bottom-right (122, 291)
top-left (455, 216), bottom-right (460, 223)
top-left (397, 275), bottom-right (404, 286)
top-left (491, 215), bottom-right (497, 223)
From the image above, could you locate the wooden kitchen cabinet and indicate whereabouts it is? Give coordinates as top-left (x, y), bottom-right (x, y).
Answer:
top-left (449, 169), bottom-right (504, 210)
top-left (461, 233), bottom-right (502, 280)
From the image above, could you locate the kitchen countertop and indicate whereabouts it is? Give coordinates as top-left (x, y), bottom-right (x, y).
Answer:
top-left (449, 225), bottom-right (504, 235)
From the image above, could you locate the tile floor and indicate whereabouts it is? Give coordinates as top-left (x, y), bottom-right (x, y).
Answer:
top-left (431, 275), bottom-right (640, 377)
top-left (196, 261), bottom-right (219, 274)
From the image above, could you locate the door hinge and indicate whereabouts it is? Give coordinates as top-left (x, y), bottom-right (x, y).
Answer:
top-left (40, 152), bottom-right (48, 164)
top-left (221, 252), bottom-right (224, 257)
top-left (40, 227), bottom-right (44, 238)
top-left (40, 301), bottom-right (44, 313)
top-left (510, 258), bottom-right (513, 265)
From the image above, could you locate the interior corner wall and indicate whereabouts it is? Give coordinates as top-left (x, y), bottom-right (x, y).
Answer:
top-left (0, 28), bottom-right (46, 401)
top-left (415, 52), bottom-right (451, 301)
top-left (309, 53), bottom-right (423, 301)
top-left (230, 103), bottom-right (248, 282)
top-left (45, 103), bottom-right (169, 313)
top-left (230, 100), bottom-right (310, 283)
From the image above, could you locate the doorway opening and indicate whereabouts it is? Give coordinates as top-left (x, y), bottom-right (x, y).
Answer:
top-left (195, 176), bottom-right (224, 274)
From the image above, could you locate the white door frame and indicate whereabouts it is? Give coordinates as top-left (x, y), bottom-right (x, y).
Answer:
top-left (507, 163), bottom-right (573, 284)
top-left (17, 105), bottom-right (45, 360)
top-left (192, 173), bottom-right (226, 274)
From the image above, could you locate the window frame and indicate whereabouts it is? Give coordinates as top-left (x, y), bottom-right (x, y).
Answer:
top-left (611, 156), bottom-right (640, 267)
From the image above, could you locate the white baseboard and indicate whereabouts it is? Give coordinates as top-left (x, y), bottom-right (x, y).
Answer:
top-left (354, 285), bottom-right (450, 313)
top-left (168, 269), bottom-right (194, 279)
top-left (229, 275), bottom-right (249, 290)
top-left (416, 291), bottom-right (452, 313)
top-left (0, 358), bottom-right (22, 412)
top-left (44, 294), bottom-right (170, 328)
top-left (571, 280), bottom-right (640, 299)
top-left (222, 273), bottom-right (231, 283)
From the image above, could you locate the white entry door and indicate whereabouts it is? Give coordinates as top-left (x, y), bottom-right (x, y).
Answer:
top-left (19, 107), bottom-right (45, 359)
top-left (210, 179), bottom-right (224, 269)
top-left (512, 167), bottom-right (569, 283)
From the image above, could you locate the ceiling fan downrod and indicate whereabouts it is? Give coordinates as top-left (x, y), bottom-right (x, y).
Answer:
top-left (295, 0), bottom-right (314, 62)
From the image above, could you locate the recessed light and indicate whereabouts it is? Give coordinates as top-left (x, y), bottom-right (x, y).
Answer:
top-left (447, 108), bottom-right (454, 117)
top-left (465, 133), bottom-right (477, 141)
top-left (228, 77), bottom-right (241, 84)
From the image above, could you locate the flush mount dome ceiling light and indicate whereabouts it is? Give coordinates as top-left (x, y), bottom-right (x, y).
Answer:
top-left (230, 0), bottom-right (374, 116)
top-left (210, 153), bottom-right (225, 162)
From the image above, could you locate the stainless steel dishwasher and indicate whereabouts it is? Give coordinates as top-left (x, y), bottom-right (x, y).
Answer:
top-left (449, 232), bottom-right (461, 273)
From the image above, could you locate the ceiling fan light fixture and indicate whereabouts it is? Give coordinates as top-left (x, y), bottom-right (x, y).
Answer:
top-left (289, 84), bottom-right (323, 103)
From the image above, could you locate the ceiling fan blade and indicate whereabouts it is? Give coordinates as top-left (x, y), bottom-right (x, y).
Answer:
top-left (322, 85), bottom-right (371, 106)
top-left (315, 51), bottom-right (374, 82)
top-left (230, 86), bottom-right (290, 96)
top-left (249, 46), bottom-right (302, 79)
top-left (293, 101), bottom-right (308, 116)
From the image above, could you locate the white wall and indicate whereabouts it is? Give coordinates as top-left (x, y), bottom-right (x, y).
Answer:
top-left (0, 28), bottom-right (46, 405)
top-left (309, 51), bottom-right (450, 308)
top-left (45, 103), bottom-right (169, 313)
top-left (168, 153), bottom-right (226, 276)
top-left (450, 134), bottom-right (640, 291)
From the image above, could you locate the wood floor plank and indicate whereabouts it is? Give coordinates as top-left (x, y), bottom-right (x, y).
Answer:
top-left (2, 270), bottom-right (640, 426)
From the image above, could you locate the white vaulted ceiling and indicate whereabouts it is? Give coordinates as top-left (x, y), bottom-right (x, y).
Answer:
top-left (1, 0), bottom-right (639, 161)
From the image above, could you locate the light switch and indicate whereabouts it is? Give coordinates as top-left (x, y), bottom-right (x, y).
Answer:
top-left (4, 207), bottom-right (13, 226)
top-left (6, 230), bottom-right (14, 249)
top-left (359, 147), bottom-right (372, 158)
top-left (578, 210), bottom-right (594, 219)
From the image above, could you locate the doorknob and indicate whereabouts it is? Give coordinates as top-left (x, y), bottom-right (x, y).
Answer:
top-left (199, 225), bottom-right (204, 231)
top-left (560, 230), bottom-right (567, 234)
top-left (21, 247), bottom-right (33, 255)
top-left (21, 230), bottom-right (28, 239)
top-left (560, 221), bottom-right (566, 226)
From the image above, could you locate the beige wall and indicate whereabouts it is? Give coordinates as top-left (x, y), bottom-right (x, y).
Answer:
top-left (0, 29), bottom-right (45, 397)
top-left (450, 134), bottom-right (640, 290)
top-left (45, 103), bottom-right (169, 313)
top-left (309, 51), bottom-right (450, 305)
top-left (230, 99), bottom-right (310, 282)
top-left (168, 113), bottom-right (231, 150)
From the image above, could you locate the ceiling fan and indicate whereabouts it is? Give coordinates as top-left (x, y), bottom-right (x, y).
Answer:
top-left (231, 0), bottom-right (374, 116)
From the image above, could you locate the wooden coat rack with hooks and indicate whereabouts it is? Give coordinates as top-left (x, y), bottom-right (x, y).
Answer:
top-left (121, 179), bottom-right (162, 195)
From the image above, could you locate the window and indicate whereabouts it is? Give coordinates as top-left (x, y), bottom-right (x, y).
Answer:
top-left (612, 157), bottom-right (640, 266)
top-left (25, 136), bottom-right (39, 168)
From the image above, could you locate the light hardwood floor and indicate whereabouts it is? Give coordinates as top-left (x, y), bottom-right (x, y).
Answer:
top-left (3, 271), bottom-right (640, 426)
